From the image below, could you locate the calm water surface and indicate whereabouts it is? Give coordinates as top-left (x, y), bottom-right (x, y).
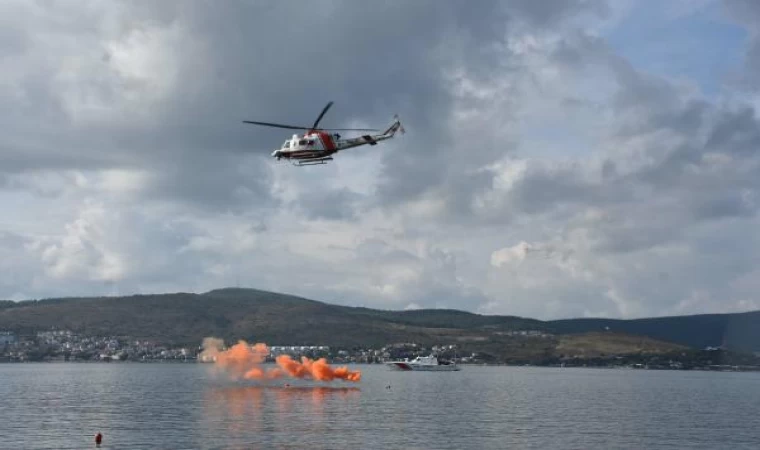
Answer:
top-left (1, 363), bottom-right (759, 449)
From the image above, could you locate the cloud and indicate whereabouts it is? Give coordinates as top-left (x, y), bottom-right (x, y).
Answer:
top-left (724, 0), bottom-right (760, 91)
top-left (1, 0), bottom-right (760, 322)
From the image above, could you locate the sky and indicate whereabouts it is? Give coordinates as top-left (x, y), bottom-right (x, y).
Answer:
top-left (2, 0), bottom-right (760, 320)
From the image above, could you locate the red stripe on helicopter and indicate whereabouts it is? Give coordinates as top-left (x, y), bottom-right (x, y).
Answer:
top-left (317, 131), bottom-right (336, 151)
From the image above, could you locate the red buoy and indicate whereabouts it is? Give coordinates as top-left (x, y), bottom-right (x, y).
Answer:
top-left (95, 433), bottom-right (102, 445)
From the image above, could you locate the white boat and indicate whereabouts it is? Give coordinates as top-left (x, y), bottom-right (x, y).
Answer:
top-left (385, 355), bottom-right (460, 371)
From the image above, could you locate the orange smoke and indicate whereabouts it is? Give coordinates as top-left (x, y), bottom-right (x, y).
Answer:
top-left (200, 338), bottom-right (361, 383)
top-left (276, 355), bottom-right (362, 382)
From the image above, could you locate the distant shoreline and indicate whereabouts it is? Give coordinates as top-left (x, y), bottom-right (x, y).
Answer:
top-left (3, 360), bottom-right (760, 372)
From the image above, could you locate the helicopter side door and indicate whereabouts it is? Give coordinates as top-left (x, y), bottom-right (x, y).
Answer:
top-left (303, 134), bottom-right (325, 152)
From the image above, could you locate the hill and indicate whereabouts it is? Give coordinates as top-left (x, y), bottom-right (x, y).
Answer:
top-left (555, 332), bottom-right (688, 358)
top-left (547, 312), bottom-right (760, 353)
top-left (1, 288), bottom-right (758, 362)
top-left (0, 288), bottom-right (544, 349)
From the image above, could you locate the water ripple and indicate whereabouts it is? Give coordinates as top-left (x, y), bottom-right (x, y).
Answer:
top-left (1, 364), bottom-right (759, 449)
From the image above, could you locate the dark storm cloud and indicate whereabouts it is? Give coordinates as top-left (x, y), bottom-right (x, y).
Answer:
top-left (509, 0), bottom-right (610, 26)
top-left (139, 0), bottom-right (512, 147)
top-left (510, 163), bottom-right (625, 214)
top-left (2, 0), bottom-right (584, 213)
top-left (705, 106), bottom-right (760, 156)
top-left (689, 190), bottom-right (755, 220)
top-left (361, 1), bottom-right (610, 208)
top-left (141, 155), bottom-right (278, 214)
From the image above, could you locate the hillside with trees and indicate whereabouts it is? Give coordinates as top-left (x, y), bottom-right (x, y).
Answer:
top-left (1, 288), bottom-right (758, 363)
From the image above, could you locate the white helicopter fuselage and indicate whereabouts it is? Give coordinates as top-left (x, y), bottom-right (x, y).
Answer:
top-left (271, 117), bottom-right (403, 166)
top-left (243, 101), bottom-right (403, 166)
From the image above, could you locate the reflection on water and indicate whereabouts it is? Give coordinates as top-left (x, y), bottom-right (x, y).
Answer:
top-left (206, 384), bottom-right (360, 405)
top-left (202, 383), bottom-right (361, 446)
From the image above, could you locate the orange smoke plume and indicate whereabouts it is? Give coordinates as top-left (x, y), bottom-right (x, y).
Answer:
top-left (200, 338), bottom-right (361, 383)
top-left (276, 355), bottom-right (362, 382)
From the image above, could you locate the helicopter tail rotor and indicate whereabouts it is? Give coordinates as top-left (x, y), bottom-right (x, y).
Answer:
top-left (382, 114), bottom-right (404, 136)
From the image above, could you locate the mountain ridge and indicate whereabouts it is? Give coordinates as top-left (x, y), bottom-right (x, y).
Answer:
top-left (1, 287), bottom-right (759, 356)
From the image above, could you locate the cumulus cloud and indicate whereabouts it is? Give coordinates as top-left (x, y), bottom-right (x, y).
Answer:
top-left (1, 0), bottom-right (759, 321)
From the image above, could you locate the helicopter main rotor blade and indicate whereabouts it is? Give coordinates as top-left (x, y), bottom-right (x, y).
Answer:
top-left (311, 101), bottom-right (334, 130)
top-left (242, 120), bottom-right (309, 130)
top-left (242, 120), bottom-right (379, 132)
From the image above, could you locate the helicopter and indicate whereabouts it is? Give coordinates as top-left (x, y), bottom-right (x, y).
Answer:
top-left (242, 101), bottom-right (404, 166)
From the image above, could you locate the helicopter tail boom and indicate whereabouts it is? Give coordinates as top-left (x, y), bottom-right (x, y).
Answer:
top-left (333, 115), bottom-right (404, 152)
top-left (362, 135), bottom-right (378, 145)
